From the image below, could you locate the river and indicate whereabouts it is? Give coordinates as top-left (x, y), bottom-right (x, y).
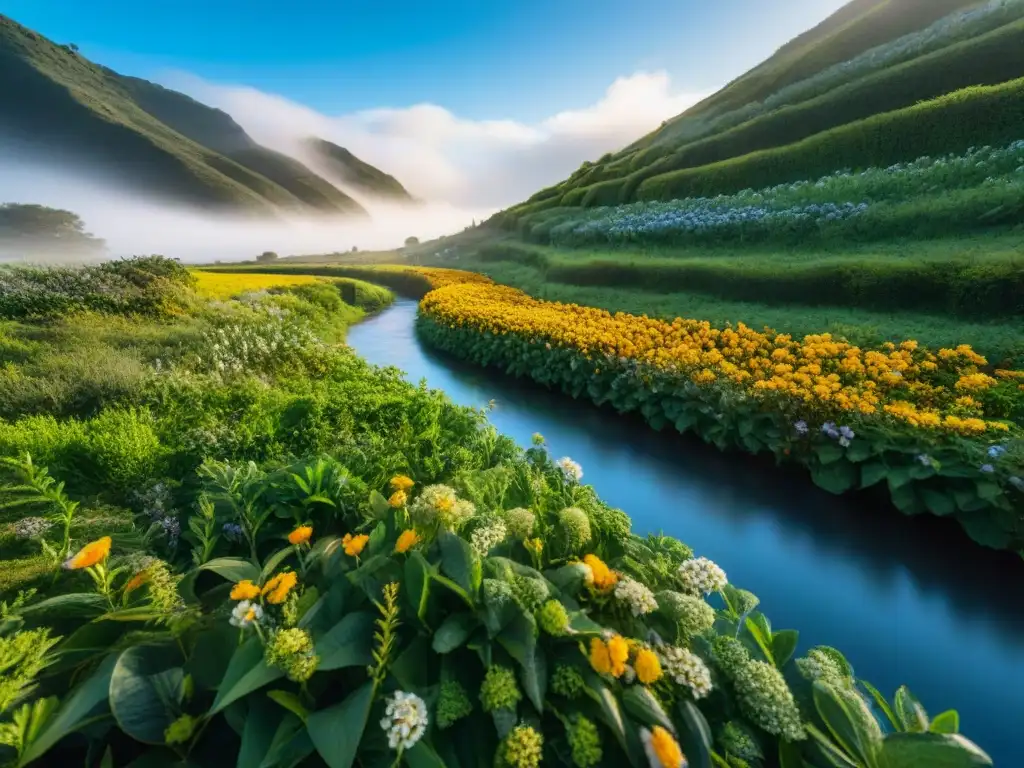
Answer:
top-left (348, 299), bottom-right (1024, 764)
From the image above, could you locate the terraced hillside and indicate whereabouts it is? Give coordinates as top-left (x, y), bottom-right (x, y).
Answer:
top-left (0, 15), bottom-right (401, 216)
top-left (506, 0), bottom-right (1024, 217)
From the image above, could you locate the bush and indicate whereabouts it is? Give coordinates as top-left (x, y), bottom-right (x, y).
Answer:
top-left (637, 78), bottom-right (1024, 201)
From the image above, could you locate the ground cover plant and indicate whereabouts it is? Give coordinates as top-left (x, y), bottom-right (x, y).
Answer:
top-left (0, 258), bottom-right (999, 767)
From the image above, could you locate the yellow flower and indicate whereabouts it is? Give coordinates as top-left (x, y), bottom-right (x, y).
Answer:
top-left (390, 475), bottom-right (415, 492)
top-left (634, 648), bottom-right (662, 685)
top-left (648, 726), bottom-right (685, 768)
top-left (388, 490), bottom-right (408, 508)
top-left (231, 579), bottom-right (261, 601)
top-left (524, 537), bottom-right (544, 555)
top-left (395, 529), bottom-right (420, 553)
top-left (342, 533), bottom-right (369, 557)
top-left (262, 572), bottom-right (298, 604)
top-left (583, 554), bottom-right (618, 592)
top-left (64, 536), bottom-right (111, 570)
top-left (589, 638), bottom-right (612, 675)
top-left (606, 635), bottom-right (629, 678)
top-left (288, 525), bottom-right (313, 546)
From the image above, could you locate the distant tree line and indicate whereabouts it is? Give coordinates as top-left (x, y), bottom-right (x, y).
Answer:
top-left (0, 203), bottom-right (106, 256)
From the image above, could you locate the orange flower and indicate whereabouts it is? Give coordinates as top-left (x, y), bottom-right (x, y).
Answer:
top-left (394, 529), bottom-right (420, 553)
top-left (64, 536), bottom-right (111, 570)
top-left (288, 525), bottom-right (313, 546)
top-left (123, 569), bottom-right (149, 595)
top-left (634, 648), bottom-right (662, 685)
top-left (606, 635), bottom-right (629, 677)
top-left (589, 638), bottom-right (612, 675)
top-left (342, 533), bottom-right (369, 558)
top-left (648, 726), bottom-right (685, 768)
top-left (388, 490), bottom-right (408, 508)
top-left (262, 571), bottom-right (298, 604)
top-left (231, 579), bottom-right (261, 601)
top-left (389, 475), bottom-right (415, 492)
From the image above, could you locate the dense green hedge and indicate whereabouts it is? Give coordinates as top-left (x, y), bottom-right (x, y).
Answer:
top-left (636, 78), bottom-right (1024, 201)
top-left (616, 20), bottom-right (1024, 204)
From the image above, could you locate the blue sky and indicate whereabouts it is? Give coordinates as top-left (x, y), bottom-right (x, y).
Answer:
top-left (4, 0), bottom-right (848, 121)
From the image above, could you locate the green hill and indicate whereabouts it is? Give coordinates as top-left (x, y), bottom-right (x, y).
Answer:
top-left (306, 138), bottom-right (415, 201)
top-left (0, 14), bottom-right (366, 215)
top-left (510, 0), bottom-right (1024, 215)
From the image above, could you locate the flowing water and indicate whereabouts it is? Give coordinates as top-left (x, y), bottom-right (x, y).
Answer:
top-left (348, 299), bottom-right (1024, 764)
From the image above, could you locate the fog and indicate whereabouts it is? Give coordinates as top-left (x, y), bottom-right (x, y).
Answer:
top-left (0, 157), bottom-right (495, 263)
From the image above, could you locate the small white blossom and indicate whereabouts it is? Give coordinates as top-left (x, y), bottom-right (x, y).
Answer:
top-left (658, 646), bottom-right (713, 699)
top-left (13, 516), bottom-right (52, 539)
top-left (380, 691), bottom-right (428, 750)
top-left (470, 519), bottom-right (508, 555)
top-left (613, 576), bottom-right (658, 617)
top-left (677, 557), bottom-right (727, 596)
top-left (555, 457), bottom-right (583, 483)
top-left (229, 600), bottom-right (264, 628)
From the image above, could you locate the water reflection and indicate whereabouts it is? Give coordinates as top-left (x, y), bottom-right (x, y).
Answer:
top-left (348, 300), bottom-right (1024, 764)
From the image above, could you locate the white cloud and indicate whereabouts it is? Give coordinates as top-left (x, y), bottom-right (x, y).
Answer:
top-left (168, 70), bottom-right (707, 209)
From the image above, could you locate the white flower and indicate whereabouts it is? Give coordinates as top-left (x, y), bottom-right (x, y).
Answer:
top-left (379, 691), bottom-right (428, 750)
top-left (677, 557), bottom-right (727, 596)
top-left (658, 645), bottom-right (713, 699)
top-left (470, 519), bottom-right (508, 555)
top-left (13, 516), bottom-right (52, 539)
top-left (555, 457), bottom-right (583, 483)
top-left (613, 576), bottom-right (658, 617)
top-left (229, 600), bottom-right (264, 628)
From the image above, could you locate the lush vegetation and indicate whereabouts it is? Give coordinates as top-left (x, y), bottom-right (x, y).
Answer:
top-left (306, 138), bottom-right (414, 201)
top-left (0, 259), bottom-right (996, 768)
top-left (508, 0), bottom-right (1024, 214)
top-left (0, 15), bottom-right (407, 215)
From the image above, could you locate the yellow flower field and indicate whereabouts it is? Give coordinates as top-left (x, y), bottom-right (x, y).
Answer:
top-left (190, 270), bottom-right (329, 299)
top-left (417, 276), bottom-right (1021, 436)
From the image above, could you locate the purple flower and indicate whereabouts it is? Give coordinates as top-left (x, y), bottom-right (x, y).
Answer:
top-left (980, 464), bottom-right (995, 474)
top-left (988, 445), bottom-right (1007, 459)
top-left (222, 523), bottom-right (244, 542)
top-left (839, 426), bottom-right (855, 441)
top-left (821, 422), bottom-right (840, 439)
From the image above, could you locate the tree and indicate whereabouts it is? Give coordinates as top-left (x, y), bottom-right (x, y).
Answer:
top-left (351, 246), bottom-right (358, 252)
top-left (0, 203), bottom-right (105, 255)
top-left (256, 251), bottom-right (279, 263)
top-left (404, 236), bottom-right (419, 247)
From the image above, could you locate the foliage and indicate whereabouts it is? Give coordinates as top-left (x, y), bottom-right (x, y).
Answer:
top-left (0, 203), bottom-right (105, 255)
top-left (416, 273), bottom-right (1024, 550)
top-left (256, 251), bottom-right (279, 263)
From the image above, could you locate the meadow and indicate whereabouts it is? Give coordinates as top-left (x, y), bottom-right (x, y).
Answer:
top-left (0, 257), bottom-right (998, 767)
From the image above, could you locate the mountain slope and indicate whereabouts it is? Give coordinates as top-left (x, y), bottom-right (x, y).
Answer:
top-left (512, 0), bottom-right (1022, 214)
top-left (305, 138), bottom-right (414, 201)
top-left (0, 15), bottom-right (365, 215)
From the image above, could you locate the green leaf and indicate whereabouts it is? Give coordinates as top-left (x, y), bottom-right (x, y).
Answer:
top-left (743, 615), bottom-right (775, 664)
top-left (405, 740), bottom-right (449, 768)
top-left (266, 690), bottom-right (310, 722)
top-left (878, 733), bottom-right (992, 768)
top-left (19, 593), bottom-right (108, 619)
top-left (237, 697), bottom-right (289, 768)
top-left (110, 645), bottom-right (185, 744)
top-left (771, 629), bottom-right (799, 669)
top-left (677, 700), bottom-right (713, 768)
top-left (812, 682), bottom-right (883, 765)
top-left (812, 460), bottom-right (858, 495)
top-left (306, 682), bottom-right (374, 768)
top-left (209, 637), bottom-right (284, 715)
top-left (315, 612), bottom-right (375, 670)
top-left (816, 443), bottom-right (846, 465)
top-left (260, 548), bottom-right (296, 581)
top-left (860, 680), bottom-right (900, 732)
top-left (368, 490), bottom-right (390, 519)
top-left (404, 551), bottom-right (432, 625)
top-left (390, 636), bottom-right (432, 690)
top-left (929, 710), bottom-right (959, 735)
top-left (432, 613), bottom-right (478, 654)
top-left (581, 670), bottom-right (628, 755)
top-left (893, 686), bottom-right (929, 733)
top-left (861, 462), bottom-right (889, 489)
top-left (805, 724), bottom-right (860, 768)
top-left (921, 489), bottom-right (956, 516)
top-left (19, 654), bottom-right (117, 765)
top-left (438, 532), bottom-right (481, 599)
top-left (622, 686), bottom-right (674, 734)
top-left (198, 558), bottom-right (260, 584)
top-left (778, 739), bottom-right (804, 768)
top-left (497, 612), bottom-right (546, 712)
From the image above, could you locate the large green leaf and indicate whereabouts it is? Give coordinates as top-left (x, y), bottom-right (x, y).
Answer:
top-left (237, 697), bottom-right (293, 768)
top-left (390, 636), bottom-right (433, 690)
top-left (19, 593), bottom-right (108, 619)
top-left (432, 613), bottom-right (478, 654)
top-left (497, 611), bottom-right (546, 711)
top-left (622, 686), bottom-right (674, 733)
top-left (404, 552), bottom-right (432, 624)
top-left (771, 629), bottom-right (799, 669)
top-left (860, 680), bottom-right (900, 732)
top-left (438, 532), bottom-right (482, 599)
top-left (209, 637), bottom-right (284, 715)
top-left (893, 686), bottom-right (929, 733)
top-left (405, 741), bottom-right (448, 768)
top-left (315, 612), bottom-right (375, 670)
top-left (677, 700), bottom-right (713, 768)
top-left (812, 460), bottom-right (858, 495)
top-left (198, 558), bottom-right (260, 583)
top-left (306, 682), bottom-right (375, 768)
top-left (110, 645), bottom-right (185, 744)
top-left (805, 724), bottom-right (860, 768)
top-left (260, 548), bottom-right (297, 581)
top-left (812, 682), bottom-right (882, 765)
top-left (878, 733), bottom-right (992, 768)
top-left (19, 654), bottom-right (118, 766)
